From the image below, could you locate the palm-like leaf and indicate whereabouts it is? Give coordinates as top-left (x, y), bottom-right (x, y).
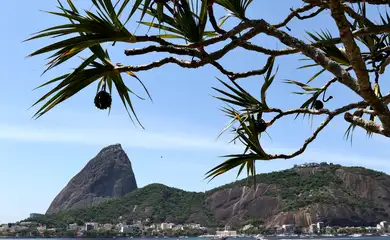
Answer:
top-left (139, 0), bottom-right (214, 43)
top-left (297, 30), bottom-right (350, 84)
top-left (213, 60), bottom-right (276, 145)
top-left (306, 30), bottom-right (350, 66)
top-left (284, 79), bottom-right (325, 119)
top-left (344, 83), bottom-right (382, 142)
top-left (205, 112), bottom-right (269, 183)
top-left (212, 77), bottom-right (263, 139)
top-left (26, 0), bottom-right (136, 73)
top-left (27, 0), bottom-right (151, 126)
top-left (215, 0), bottom-right (252, 20)
top-left (213, 78), bottom-right (262, 112)
top-left (208, 62), bottom-right (277, 182)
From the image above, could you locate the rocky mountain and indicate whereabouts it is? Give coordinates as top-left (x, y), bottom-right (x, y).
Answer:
top-left (38, 162), bottom-right (390, 228)
top-left (46, 144), bottom-right (138, 214)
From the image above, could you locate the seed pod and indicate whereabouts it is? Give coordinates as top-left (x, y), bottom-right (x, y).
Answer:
top-left (255, 119), bottom-right (267, 133)
top-left (313, 100), bottom-right (323, 110)
top-left (94, 91), bottom-right (112, 110)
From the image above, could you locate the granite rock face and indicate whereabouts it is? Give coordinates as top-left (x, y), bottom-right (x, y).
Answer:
top-left (46, 144), bottom-right (137, 214)
top-left (204, 165), bottom-right (390, 227)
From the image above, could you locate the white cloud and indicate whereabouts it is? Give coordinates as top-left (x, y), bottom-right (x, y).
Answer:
top-left (0, 117), bottom-right (387, 172)
top-left (0, 123), bottom-right (242, 152)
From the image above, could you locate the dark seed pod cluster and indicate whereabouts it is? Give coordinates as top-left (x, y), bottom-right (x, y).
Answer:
top-left (94, 90), bottom-right (112, 110)
top-left (313, 100), bottom-right (324, 110)
top-left (255, 119), bottom-right (268, 133)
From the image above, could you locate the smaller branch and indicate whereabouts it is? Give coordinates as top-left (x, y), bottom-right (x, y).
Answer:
top-left (273, 4), bottom-right (318, 29)
top-left (343, 4), bottom-right (376, 27)
top-left (134, 35), bottom-right (173, 46)
top-left (124, 45), bottom-right (201, 57)
top-left (239, 43), bottom-right (299, 56)
top-left (295, 7), bottom-right (325, 20)
top-left (342, 0), bottom-right (390, 5)
top-left (187, 21), bottom-right (252, 48)
top-left (268, 115), bottom-right (334, 159)
top-left (264, 93), bottom-right (390, 160)
top-left (230, 57), bottom-right (274, 80)
top-left (117, 57), bottom-right (206, 72)
top-left (267, 108), bottom-right (330, 126)
top-left (208, 5), bottom-right (225, 35)
top-left (208, 56), bottom-right (274, 81)
top-left (379, 55), bottom-right (390, 74)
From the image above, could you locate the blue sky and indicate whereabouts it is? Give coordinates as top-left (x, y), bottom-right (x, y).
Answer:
top-left (1, 0), bottom-right (390, 223)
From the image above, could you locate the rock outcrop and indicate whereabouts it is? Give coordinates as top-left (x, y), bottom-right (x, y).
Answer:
top-left (46, 144), bottom-right (137, 214)
top-left (204, 164), bottom-right (390, 227)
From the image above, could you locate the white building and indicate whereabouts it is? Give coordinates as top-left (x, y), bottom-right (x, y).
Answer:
top-left (121, 225), bottom-right (134, 233)
top-left (68, 223), bottom-right (78, 231)
top-left (160, 223), bottom-right (169, 230)
top-left (186, 223), bottom-right (201, 229)
top-left (241, 224), bottom-right (254, 231)
top-left (173, 225), bottom-right (184, 231)
top-left (381, 221), bottom-right (388, 229)
top-left (282, 224), bottom-right (295, 233)
top-left (101, 224), bottom-right (113, 231)
top-left (133, 222), bottom-right (144, 230)
top-left (37, 226), bottom-right (46, 233)
top-left (20, 222), bottom-right (37, 227)
top-left (215, 230), bottom-right (237, 237)
top-left (85, 222), bottom-right (98, 231)
top-left (147, 224), bottom-right (157, 229)
top-left (317, 222), bottom-right (324, 231)
top-left (309, 224), bottom-right (318, 234)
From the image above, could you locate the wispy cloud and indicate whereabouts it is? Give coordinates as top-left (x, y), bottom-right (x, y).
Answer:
top-left (0, 123), bottom-right (242, 152)
top-left (1, 106), bottom-right (388, 173)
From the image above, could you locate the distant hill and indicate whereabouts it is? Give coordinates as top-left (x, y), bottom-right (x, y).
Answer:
top-left (32, 162), bottom-right (390, 228)
top-left (46, 144), bottom-right (138, 214)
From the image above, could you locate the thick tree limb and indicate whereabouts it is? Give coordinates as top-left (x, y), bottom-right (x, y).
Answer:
top-left (250, 19), bottom-right (360, 94)
top-left (344, 112), bottom-right (388, 136)
top-left (329, 0), bottom-right (390, 132)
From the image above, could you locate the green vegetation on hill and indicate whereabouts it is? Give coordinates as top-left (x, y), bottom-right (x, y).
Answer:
top-left (30, 184), bottom-right (216, 228)
top-left (207, 163), bottom-right (386, 213)
top-left (28, 163), bottom-right (390, 228)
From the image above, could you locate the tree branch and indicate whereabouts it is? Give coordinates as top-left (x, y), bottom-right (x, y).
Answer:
top-left (344, 112), bottom-right (388, 136)
top-left (249, 19), bottom-right (360, 93)
top-left (124, 45), bottom-right (201, 57)
top-left (268, 115), bottom-right (334, 159)
top-left (328, 0), bottom-right (390, 132)
top-left (117, 57), bottom-right (206, 72)
top-left (273, 4), bottom-right (318, 29)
